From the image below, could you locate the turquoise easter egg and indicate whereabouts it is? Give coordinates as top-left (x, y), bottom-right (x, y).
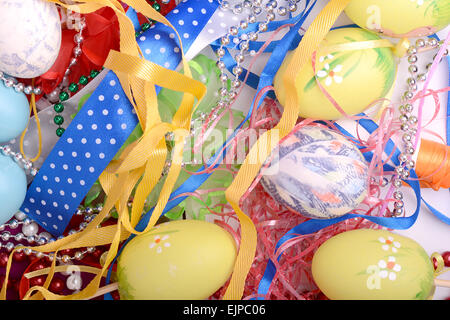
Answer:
top-left (0, 80), bottom-right (29, 143)
top-left (312, 229), bottom-right (435, 300)
top-left (0, 154), bottom-right (27, 225)
top-left (260, 126), bottom-right (369, 219)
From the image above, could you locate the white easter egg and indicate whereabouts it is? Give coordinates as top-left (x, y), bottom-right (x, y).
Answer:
top-left (0, 0), bottom-right (62, 78)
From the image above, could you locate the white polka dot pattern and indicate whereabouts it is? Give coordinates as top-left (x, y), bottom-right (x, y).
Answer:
top-left (139, 0), bottom-right (218, 71)
top-left (21, 72), bottom-right (138, 235)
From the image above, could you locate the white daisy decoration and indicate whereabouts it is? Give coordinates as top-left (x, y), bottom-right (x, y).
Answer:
top-left (316, 63), bottom-right (343, 86)
top-left (149, 235), bottom-right (171, 254)
top-left (378, 256), bottom-right (402, 281)
top-left (378, 236), bottom-right (401, 253)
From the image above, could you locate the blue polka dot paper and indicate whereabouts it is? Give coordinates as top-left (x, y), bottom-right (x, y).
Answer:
top-left (21, 72), bottom-right (138, 235)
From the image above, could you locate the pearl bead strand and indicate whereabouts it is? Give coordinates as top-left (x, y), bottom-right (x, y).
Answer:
top-left (214, 0), bottom-right (300, 116)
top-left (0, 145), bottom-right (38, 177)
top-left (388, 38), bottom-right (448, 216)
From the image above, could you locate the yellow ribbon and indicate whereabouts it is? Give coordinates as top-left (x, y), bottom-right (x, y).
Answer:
top-left (3, 0), bottom-right (354, 301)
top-left (0, 0), bottom-right (205, 301)
top-left (24, 265), bottom-right (103, 279)
top-left (19, 79), bottom-right (43, 162)
top-left (222, 0), bottom-right (352, 300)
top-left (431, 252), bottom-right (449, 277)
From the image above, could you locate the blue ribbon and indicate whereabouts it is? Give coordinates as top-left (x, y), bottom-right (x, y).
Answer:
top-left (21, 0), bottom-right (219, 236)
top-left (256, 119), bottom-right (423, 299)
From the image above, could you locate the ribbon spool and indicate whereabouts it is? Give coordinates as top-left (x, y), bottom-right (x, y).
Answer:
top-left (416, 139), bottom-right (450, 190)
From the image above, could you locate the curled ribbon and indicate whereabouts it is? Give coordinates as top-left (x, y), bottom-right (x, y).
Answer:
top-left (416, 139), bottom-right (450, 190)
top-left (1, 0), bottom-right (206, 301)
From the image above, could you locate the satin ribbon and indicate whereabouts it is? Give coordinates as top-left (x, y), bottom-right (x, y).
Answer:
top-left (107, 0), bottom-right (351, 300)
top-left (101, 0), bottom-right (320, 300)
top-left (19, 81), bottom-right (43, 163)
top-left (20, 0), bottom-right (216, 235)
top-left (257, 110), bottom-right (450, 297)
top-left (23, 7), bottom-right (121, 96)
top-left (212, 23), bottom-right (403, 98)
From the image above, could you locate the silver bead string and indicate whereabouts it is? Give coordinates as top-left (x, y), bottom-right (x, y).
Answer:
top-left (389, 38), bottom-right (448, 216)
top-left (0, 145), bottom-right (38, 177)
top-left (0, 205), bottom-right (102, 263)
top-left (214, 0), bottom-right (300, 117)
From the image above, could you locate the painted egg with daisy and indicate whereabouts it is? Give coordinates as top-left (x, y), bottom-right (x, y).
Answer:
top-left (345, 0), bottom-right (450, 38)
top-left (117, 219), bottom-right (237, 300)
top-left (311, 229), bottom-right (435, 300)
top-left (274, 27), bottom-right (397, 120)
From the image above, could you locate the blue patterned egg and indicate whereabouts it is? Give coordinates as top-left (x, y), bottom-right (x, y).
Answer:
top-left (260, 126), bottom-right (368, 219)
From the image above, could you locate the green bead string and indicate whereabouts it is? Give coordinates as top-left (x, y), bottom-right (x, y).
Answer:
top-left (54, 20), bottom-right (154, 137)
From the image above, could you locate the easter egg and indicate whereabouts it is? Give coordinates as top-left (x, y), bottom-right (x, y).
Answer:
top-left (260, 126), bottom-right (368, 219)
top-left (0, 79), bottom-right (30, 143)
top-left (0, 154), bottom-right (27, 226)
top-left (345, 0), bottom-right (450, 38)
top-left (274, 28), bottom-right (397, 120)
top-left (117, 219), bottom-right (237, 300)
top-left (0, 0), bottom-right (61, 78)
top-left (312, 229), bottom-right (435, 300)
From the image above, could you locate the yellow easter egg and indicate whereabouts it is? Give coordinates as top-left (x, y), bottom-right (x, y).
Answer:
top-left (345, 0), bottom-right (450, 38)
top-left (117, 219), bottom-right (237, 300)
top-left (274, 28), bottom-right (397, 120)
top-left (311, 229), bottom-right (435, 300)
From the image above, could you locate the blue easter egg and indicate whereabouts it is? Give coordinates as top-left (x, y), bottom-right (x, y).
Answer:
top-left (261, 126), bottom-right (369, 219)
top-left (0, 79), bottom-right (29, 143)
top-left (0, 154), bottom-right (27, 225)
